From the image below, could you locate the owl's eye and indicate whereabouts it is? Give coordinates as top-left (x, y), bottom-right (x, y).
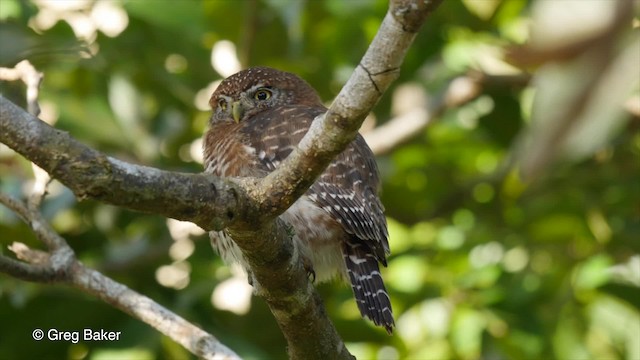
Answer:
top-left (254, 88), bottom-right (272, 101)
top-left (218, 99), bottom-right (227, 111)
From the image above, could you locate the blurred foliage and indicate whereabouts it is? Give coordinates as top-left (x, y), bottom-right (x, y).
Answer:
top-left (1, 1), bottom-right (639, 359)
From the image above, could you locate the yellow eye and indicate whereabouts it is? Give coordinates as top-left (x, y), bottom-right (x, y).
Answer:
top-left (218, 99), bottom-right (227, 111)
top-left (254, 88), bottom-right (272, 101)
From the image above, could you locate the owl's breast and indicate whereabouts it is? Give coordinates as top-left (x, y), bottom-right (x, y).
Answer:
top-left (203, 122), bottom-right (263, 177)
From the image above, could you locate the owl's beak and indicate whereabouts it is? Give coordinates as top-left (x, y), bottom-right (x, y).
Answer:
top-left (231, 101), bottom-right (243, 123)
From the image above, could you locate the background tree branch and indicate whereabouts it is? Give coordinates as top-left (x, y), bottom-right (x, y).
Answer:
top-left (0, 193), bottom-right (239, 360)
top-left (364, 74), bottom-right (483, 156)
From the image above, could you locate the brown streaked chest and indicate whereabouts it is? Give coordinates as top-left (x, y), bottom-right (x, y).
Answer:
top-left (203, 122), bottom-right (261, 177)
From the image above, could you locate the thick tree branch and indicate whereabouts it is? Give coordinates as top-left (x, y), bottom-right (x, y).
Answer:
top-left (0, 97), bottom-right (244, 232)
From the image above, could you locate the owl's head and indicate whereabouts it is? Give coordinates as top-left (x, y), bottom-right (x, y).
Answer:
top-left (209, 67), bottom-right (323, 123)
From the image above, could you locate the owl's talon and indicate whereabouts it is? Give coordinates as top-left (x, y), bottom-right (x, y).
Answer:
top-left (301, 256), bottom-right (316, 283)
top-left (246, 271), bottom-right (264, 295)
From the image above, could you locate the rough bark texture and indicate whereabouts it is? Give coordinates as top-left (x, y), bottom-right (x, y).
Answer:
top-left (0, 97), bottom-right (243, 231)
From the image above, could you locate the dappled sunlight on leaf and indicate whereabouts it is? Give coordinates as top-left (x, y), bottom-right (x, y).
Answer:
top-left (211, 271), bottom-right (253, 315)
top-left (387, 255), bottom-right (427, 293)
top-left (451, 307), bottom-right (486, 359)
top-left (211, 40), bottom-right (241, 78)
top-left (155, 261), bottom-right (191, 290)
top-left (436, 226), bottom-right (465, 250)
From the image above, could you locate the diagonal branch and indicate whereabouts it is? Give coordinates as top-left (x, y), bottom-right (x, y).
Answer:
top-left (252, 0), bottom-right (445, 217)
top-left (0, 193), bottom-right (240, 360)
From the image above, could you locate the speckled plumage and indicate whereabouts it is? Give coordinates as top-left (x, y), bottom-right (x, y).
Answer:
top-left (203, 67), bottom-right (394, 333)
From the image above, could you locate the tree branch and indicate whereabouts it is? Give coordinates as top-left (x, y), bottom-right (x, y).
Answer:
top-left (0, 193), bottom-right (240, 360)
top-left (0, 252), bottom-right (61, 282)
top-left (508, 0), bottom-right (636, 179)
top-left (0, 97), bottom-right (245, 232)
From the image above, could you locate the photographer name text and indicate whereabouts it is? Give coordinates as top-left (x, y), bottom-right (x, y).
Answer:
top-left (32, 328), bottom-right (121, 343)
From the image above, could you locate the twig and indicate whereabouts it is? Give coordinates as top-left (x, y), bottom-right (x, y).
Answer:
top-left (0, 193), bottom-right (69, 252)
top-left (0, 252), bottom-right (60, 282)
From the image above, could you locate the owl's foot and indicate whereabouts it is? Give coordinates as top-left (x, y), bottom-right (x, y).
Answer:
top-left (246, 271), bottom-right (264, 295)
top-left (247, 270), bottom-right (254, 286)
top-left (302, 255), bottom-right (316, 283)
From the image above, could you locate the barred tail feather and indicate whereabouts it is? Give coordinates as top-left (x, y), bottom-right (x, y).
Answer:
top-left (343, 241), bottom-right (395, 334)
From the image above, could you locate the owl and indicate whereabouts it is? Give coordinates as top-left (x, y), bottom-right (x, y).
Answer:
top-left (203, 67), bottom-right (394, 333)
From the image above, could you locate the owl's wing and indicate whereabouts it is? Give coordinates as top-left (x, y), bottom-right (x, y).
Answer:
top-left (310, 141), bottom-right (389, 258)
top-left (243, 105), bottom-right (390, 263)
